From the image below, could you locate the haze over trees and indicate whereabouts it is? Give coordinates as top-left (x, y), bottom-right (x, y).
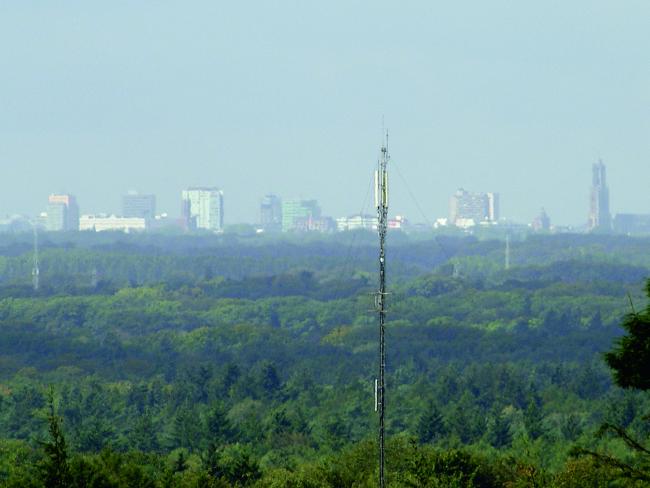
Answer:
top-left (0, 232), bottom-right (648, 486)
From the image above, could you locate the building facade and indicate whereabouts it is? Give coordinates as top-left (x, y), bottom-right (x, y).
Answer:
top-left (122, 193), bottom-right (156, 222)
top-left (336, 214), bottom-right (378, 232)
top-left (388, 215), bottom-right (408, 230)
top-left (80, 215), bottom-right (146, 232)
top-left (449, 189), bottom-right (499, 226)
top-left (487, 193), bottom-right (499, 223)
top-left (46, 194), bottom-right (79, 231)
top-left (613, 214), bottom-right (650, 235)
top-left (181, 188), bottom-right (224, 231)
top-left (260, 194), bottom-right (282, 232)
top-left (531, 208), bottom-right (551, 232)
top-left (589, 161), bottom-right (611, 232)
top-left (281, 199), bottom-right (321, 232)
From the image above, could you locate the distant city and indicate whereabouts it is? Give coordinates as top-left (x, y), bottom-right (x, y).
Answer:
top-left (1, 161), bottom-right (649, 236)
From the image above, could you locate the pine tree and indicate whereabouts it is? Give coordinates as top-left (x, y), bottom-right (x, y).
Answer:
top-left (579, 282), bottom-right (650, 482)
top-left (486, 408), bottom-right (512, 448)
top-left (260, 362), bottom-right (281, 395)
top-left (417, 402), bottom-right (445, 444)
top-left (206, 401), bottom-right (233, 446)
top-left (174, 450), bottom-right (188, 473)
top-left (605, 287), bottom-right (650, 391)
top-left (221, 363), bottom-right (240, 394)
top-left (41, 391), bottom-right (72, 488)
top-left (524, 400), bottom-right (544, 440)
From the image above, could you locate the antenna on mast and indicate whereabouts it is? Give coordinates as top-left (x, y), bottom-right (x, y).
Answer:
top-left (374, 130), bottom-right (389, 488)
top-left (32, 224), bottom-right (40, 291)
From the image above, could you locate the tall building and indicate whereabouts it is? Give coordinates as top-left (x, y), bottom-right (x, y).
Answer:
top-left (449, 189), bottom-right (499, 226)
top-left (260, 194), bottom-right (282, 232)
top-left (532, 208), bottom-right (551, 232)
top-left (487, 193), bottom-right (499, 222)
top-left (589, 161), bottom-right (611, 231)
top-left (46, 194), bottom-right (79, 231)
top-left (282, 199), bottom-right (321, 232)
top-left (122, 192), bottom-right (156, 222)
top-left (181, 187), bottom-right (224, 231)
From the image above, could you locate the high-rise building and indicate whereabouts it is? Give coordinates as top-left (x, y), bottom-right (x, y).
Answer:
top-left (487, 193), bottom-right (499, 222)
top-left (181, 187), bottom-right (224, 231)
top-left (532, 208), bottom-right (551, 232)
top-left (589, 161), bottom-right (611, 232)
top-left (260, 194), bottom-right (282, 232)
top-left (46, 194), bottom-right (79, 231)
top-left (449, 189), bottom-right (499, 226)
top-left (282, 199), bottom-right (321, 232)
top-left (122, 192), bottom-right (156, 222)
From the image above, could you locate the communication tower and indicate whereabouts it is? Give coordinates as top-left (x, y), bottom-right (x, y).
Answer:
top-left (91, 268), bottom-right (98, 288)
top-left (374, 134), bottom-right (389, 488)
top-left (32, 225), bottom-right (40, 291)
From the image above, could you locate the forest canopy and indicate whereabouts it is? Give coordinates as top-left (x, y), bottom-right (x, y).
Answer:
top-left (0, 232), bottom-right (648, 486)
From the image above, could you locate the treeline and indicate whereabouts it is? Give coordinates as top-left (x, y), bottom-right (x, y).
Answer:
top-left (2, 232), bottom-right (650, 290)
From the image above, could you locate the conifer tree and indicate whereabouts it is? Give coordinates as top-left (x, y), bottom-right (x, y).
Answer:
top-left (417, 402), bottom-right (445, 444)
top-left (41, 391), bottom-right (72, 488)
top-left (605, 284), bottom-right (650, 391)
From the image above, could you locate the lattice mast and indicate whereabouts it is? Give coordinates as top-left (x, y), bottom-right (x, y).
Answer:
top-left (32, 224), bottom-right (39, 291)
top-left (374, 134), bottom-right (389, 488)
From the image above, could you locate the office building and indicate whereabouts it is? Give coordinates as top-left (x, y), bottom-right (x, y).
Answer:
top-left (260, 194), bottom-right (282, 232)
top-left (305, 216), bottom-right (336, 233)
top-left (449, 189), bottom-right (499, 226)
top-left (46, 194), bottom-right (79, 231)
top-left (122, 192), bottom-right (156, 222)
top-left (336, 214), bottom-right (378, 232)
top-left (613, 214), bottom-right (650, 235)
top-left (80, 215), bottom-right (146, 233)
top-left (589, 161), bottom-right (611, 232)
top-left (531, 208), bottom-right (551, 232)
top-left (487, 193), bottom-right (499, 222)
top-left (281, 199), bottom-right (321, 232)
top-left (388, 215), bottom-right (408, 230)
top-left (181, 187), bottom-right (224, 231)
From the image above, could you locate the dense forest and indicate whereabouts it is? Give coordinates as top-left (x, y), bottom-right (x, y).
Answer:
top-left (0, 231), bottom-right (648, 486)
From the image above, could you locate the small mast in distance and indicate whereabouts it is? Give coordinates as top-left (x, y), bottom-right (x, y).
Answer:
top-left (32, 224), bottom-right (39, 292)
top-left (374, 132), bottom-right (389, 488)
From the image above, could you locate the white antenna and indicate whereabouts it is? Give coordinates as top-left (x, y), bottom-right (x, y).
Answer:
top-left (374, 378), bottom-right (378, 412)
top-left (505, 234), bottom-right (511, 270)
top-left (32, 224), bottom-right (40, 291)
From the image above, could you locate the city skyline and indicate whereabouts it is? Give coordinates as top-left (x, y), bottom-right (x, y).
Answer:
top-left (0, 154), bottom-right (645, 229)
top-left (6, 160), bottom-right (650, 235)
top-left (0, 157), bottom-right (646, 230)
top-left (1, 2), bottom-right (648, 226)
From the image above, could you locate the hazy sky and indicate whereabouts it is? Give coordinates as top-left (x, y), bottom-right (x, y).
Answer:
top-left (1, 1), bottom-right (648, 226)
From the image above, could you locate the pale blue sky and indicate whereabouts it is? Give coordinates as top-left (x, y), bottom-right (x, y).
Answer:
top-left (1, 1), bottom-right (648, 225)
